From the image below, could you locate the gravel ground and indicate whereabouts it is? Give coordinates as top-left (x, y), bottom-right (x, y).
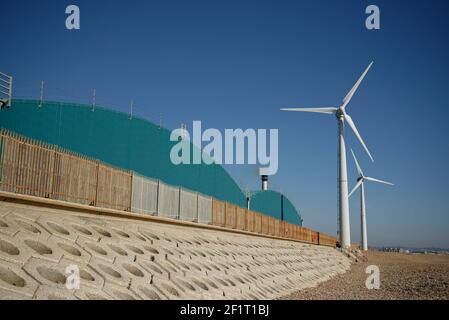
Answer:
top-left (282, 251), bottom-right (449, 300)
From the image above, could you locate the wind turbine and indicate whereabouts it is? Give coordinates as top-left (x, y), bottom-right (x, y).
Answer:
top-left (349, 149), bottom-right (393, 251)
top-left (281, 62), bottom-right (374, 249)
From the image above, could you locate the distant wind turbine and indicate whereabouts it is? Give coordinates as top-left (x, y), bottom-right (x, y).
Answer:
top-left (349, 149), bottom-right (393, 251)
top-left (281, 62), bottom-right (375, 249)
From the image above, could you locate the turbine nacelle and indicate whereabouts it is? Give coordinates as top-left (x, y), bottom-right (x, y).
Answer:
top-left (335, 108), bottom-right (345, 119)
top-left (349, 149), bottom-right (394, 198)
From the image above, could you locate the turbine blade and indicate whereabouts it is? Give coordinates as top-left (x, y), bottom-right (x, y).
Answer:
top-left (344, 113), bottom-right (374, 162)
top-left (350, 149), bottom-right (364, 176)
top-left (280, 107), bottom-right (337, 115)
top-left (365, 177), bottom-right (394, 186)
top-left (349, 179), bottom-right (363, 198)
top-left (342, 61), bottom-right (373, 109)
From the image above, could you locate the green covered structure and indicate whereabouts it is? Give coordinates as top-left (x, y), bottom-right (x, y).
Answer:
top-left (0, 99), bottom-right (302, 225)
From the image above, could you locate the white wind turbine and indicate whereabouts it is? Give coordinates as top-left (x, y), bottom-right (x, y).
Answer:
top-left (281, 62), bottom-right (374, 249)
top-left (349, 149), bottom-right (393, 251)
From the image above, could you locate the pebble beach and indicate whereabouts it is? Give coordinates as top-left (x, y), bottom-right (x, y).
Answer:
top-left (283, 251), bottom-right (449, 300)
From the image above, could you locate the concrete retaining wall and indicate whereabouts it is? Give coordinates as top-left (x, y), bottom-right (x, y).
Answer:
top-left (0, 200), bottom-right (351, 300)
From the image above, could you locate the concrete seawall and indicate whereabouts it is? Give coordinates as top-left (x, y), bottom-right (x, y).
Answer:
top-left (0, 197), bottom-right (351, 300)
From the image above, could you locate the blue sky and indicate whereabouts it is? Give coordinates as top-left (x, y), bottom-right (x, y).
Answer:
top-left (1, 0), bottom-right (449, 248)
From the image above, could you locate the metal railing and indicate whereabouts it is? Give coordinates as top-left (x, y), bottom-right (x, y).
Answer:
top-left (0, 72), bottom-right (13, 108)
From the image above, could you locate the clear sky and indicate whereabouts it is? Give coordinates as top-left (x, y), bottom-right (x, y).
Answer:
top-left (2, 0), bottom-right (449, 248)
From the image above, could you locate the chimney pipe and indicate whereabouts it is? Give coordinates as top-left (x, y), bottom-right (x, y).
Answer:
top-left (261, 175), bottom-right (268, 191)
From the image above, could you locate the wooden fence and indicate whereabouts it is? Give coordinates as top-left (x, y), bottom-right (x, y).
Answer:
top-left (261, 214), bottom-right (269, 235)
top-left (236, 207), bottom-right (246, 230)
top-left (0, 129), bottom-right (338, 247)
top-left (245, 210), bottom-right (255, 233)
top-left (318, 232), bottom-right (338, 247)
top-left (0, 130), bottom-right (132, 211)
top-left (96, 163), bottom-right (132, 211)
top-left (224, 202), bottom-right (237, 229)
top-left (212, 199), bottom-right (226, 227)
top-left (0, 131), bottom-right (55, 198)
top-left (254, 212), bottom-right (262, 234)
top-left (52, 150), bottom-right (98, 205)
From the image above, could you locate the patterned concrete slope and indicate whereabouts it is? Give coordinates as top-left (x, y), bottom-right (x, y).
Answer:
top-left (0, 201), bottom-right (351, 300)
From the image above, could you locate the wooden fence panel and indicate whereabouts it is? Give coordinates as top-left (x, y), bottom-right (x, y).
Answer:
top-left (280, 221), bottom-right (286, 238)
top-left (286, 222), bottom-right (294, 239)
top-left (245, 210), bottom-right (255, 232)
top-left (236, 207), bottom-right (246, 230)
top-left (295, 225), bottom-right (302, 240)
top-left (301, 227), bottom-right (308, 242)
top-left (254, 213), bottom-right (262, 233)
top-left (261, 214), bottom-right (269, 235)
top-left (288, 223), bottom-right (294, 238)
top-left (225, 202), bottom-right (237, 229)
top-left (0, 131), bottom-right (55, 198)
top-left (268, 217), bottom-right (275, 236)
top-left (274, 219), bottom-right (280, 237)
top-left (51, 151), bottom-right (97, 205)
top-left (292, 224), bottom-right (298, 240)
top-left (297, 226), bottom-right (304, 242)
top-left (212, 199), bottom-right (225, 227)
top-left (96, 164), bottom-right (132, 211)
top-left (318, 233), bottom-right (337, 247)
top-left (309, 229), bottom-right (314, 243)
top-left (305, 228), bottom-right (313, 243)
top-left (311, 230), bottom-right (319, 244)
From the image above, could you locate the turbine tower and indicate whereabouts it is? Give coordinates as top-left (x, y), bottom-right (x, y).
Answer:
top-left (281, 62), bottom-right (374, 249)
top-left (349, 149), bottom-right (393, 251)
